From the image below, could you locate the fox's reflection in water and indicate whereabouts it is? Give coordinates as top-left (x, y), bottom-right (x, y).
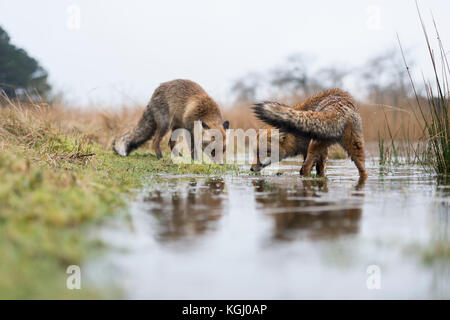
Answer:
top-left (93, 161), bottom-right (449, 299)
top-left (252, 179), bottom-right (362, 242)
top-left (143, 178), bottom-right (225, 242)
top-left (142, 175), bottom-right (362, 244)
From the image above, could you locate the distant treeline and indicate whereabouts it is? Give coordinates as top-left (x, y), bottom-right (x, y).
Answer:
top-left (230, 49), bottom-right (414, 107)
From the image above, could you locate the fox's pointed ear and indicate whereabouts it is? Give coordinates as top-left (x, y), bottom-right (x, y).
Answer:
top-left (223, 120), bottom-right (230, 130)
top-left (201, 121), bottom-right (210, 129)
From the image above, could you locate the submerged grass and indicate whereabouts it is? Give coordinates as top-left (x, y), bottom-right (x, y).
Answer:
top-left (0, 104), bottom-right (232, 298)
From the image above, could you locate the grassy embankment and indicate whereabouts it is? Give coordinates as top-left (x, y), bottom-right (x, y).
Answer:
top-left (0, 101), bottom-right (232, 299)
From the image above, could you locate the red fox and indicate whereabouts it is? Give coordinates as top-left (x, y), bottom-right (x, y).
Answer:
top-left (251, 123), bottom-right (329, 174)
top-left (113, 79), bottom-right (230, 159)
top-left (251, 90), bottom-right (341, 173)
top-left (252, 89), bottom-right (367, 180)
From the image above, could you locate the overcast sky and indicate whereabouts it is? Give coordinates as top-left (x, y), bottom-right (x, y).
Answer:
top-left (1, 0), bottom-right (449, 107)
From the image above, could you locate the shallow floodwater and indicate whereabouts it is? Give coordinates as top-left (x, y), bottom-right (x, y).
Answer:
top-left (90, 158), bottom-right (450, 299)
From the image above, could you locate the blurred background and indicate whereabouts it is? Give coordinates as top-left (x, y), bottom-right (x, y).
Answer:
top-left (1, 0), bottom-right (449, 105)
top-left (1, 0), bottom-right (449, 146)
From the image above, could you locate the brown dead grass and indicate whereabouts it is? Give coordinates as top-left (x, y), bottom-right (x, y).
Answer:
top-left (1, 92), bottom-right (427, 160)
top-left (0, 97), bottom-right (145, 149)
top-left (223, 98), bottom-right (425, 142)
top-left (44, 105), bottom-right (145, 147)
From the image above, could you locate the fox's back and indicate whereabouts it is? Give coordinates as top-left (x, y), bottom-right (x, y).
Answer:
top-left (150, 79), bottom-right (222, 127)
top-left (156, 79), bottom-right (207, 111)
top-left (294, 89), bottom-right (357, 113)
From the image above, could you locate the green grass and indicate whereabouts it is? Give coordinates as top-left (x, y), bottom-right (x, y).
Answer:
top-left (0, 107), bottom-right (235, 298)
top-left (382, 4), bottom-right (450, 176)
top-left (414, 9), bottom-right (450, 176)
top-left (421, 242), bottom-right (450, 265)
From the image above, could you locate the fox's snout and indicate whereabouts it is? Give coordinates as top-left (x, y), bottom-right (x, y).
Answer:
top-left (112, 138), bottom-right (129, 157)
top-left (250, 163), bottom-right (262, 172)
top-left (251, 156), bottom-right (272, 172)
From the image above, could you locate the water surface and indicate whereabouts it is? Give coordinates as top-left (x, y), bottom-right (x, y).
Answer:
top-left (91, 158), bottom-right (450, 299)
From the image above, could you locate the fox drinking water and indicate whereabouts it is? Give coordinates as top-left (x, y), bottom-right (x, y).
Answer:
top-left (113, 79), bottom-right (366, 181)
top-left (113, 79), bottom-right (230, 160)
top-left (252, 89), bottom-right (367, 180)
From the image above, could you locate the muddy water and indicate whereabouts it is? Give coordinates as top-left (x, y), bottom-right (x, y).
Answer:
top-left (91, 158), bottom-right (450, 299)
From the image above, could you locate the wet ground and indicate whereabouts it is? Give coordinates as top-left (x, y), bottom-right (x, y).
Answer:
top-left (90, 158), bottom-right (450, 299)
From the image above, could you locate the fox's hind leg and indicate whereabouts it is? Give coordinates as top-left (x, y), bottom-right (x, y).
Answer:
top-left (300, 140), bottom-right (331, 176)
top-left (113, 106), bottom-right (157, 156)
top-left (340, 134), bottom-right (367, 180)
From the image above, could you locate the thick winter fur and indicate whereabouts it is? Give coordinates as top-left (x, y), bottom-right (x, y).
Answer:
top-left (252, 121), bottom-right (330, 174)
top-left (252, 89), bottom-right (367, 180)
top-left (251, 91), bottom-right (339, 172)
top-left (113, 79), bottom-right (229, 159)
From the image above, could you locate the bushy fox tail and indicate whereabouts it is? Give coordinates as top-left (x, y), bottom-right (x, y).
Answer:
top-left (252, 102), bottom-right (346, 141)
top-left (113, 107), bottom-right (157, 156)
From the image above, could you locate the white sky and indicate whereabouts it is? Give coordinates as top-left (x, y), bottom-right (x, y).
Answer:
top-left (1, 0), bottom-right (449, 107)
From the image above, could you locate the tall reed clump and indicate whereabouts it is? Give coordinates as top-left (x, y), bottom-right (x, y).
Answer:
top-left (399, 4), bottom-right (449, 176)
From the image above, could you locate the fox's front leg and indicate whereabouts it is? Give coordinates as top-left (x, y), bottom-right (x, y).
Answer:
top-left (168, 139), bottom-right (176, 151)
top-left (189, 131), bottom-right (198, 161)
top-left (152, 123), bottom-right (169, 159)
top-left (152, 128), bottom-right (163, 159)
top-left (315, 147), bottom-right (329, 177)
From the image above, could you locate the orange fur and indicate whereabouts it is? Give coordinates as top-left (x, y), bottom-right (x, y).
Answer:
top-left (252, 89), bottom-right (367, 180)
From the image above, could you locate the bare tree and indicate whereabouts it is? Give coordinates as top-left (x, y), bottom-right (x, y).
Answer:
top-left (316, 66), bottom-right (349, 89)
top-left (359, 48), bottom-right (413, 105)
top-left (230, 72), bottom-right (262, 102)
top-left (270, 53), bottom-right (321, 97)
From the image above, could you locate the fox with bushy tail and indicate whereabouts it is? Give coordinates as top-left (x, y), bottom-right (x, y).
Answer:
top-left (251, 90), bottom-right (343, 173)
top-left (113, 79), bottom-right (229, 159)
top-left (252, 89), bottom-right (367, 180)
